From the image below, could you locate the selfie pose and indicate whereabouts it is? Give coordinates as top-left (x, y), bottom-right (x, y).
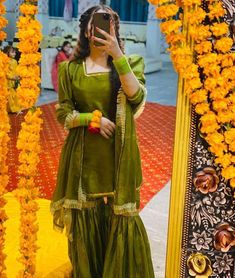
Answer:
top-left (50, 5), bottom-right (154, 278)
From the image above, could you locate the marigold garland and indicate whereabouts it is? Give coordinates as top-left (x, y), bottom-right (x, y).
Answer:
top-left (14, 0), bottom-right (43, 276)
top-left (149, 0), bottom-right (235, 195)
top-left (0, 0), bottom-right (9, 276)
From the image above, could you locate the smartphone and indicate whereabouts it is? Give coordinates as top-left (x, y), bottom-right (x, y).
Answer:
top-left (93, 12), bottom-right (111, 46)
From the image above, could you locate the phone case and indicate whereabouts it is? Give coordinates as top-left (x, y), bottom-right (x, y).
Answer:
top-left (93, 13), bottom-right (110, 46)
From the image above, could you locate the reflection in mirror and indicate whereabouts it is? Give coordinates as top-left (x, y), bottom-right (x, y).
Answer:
top-left (2, 0), bottom-right (178, 277)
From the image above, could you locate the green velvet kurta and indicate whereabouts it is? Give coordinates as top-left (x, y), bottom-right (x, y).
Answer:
top-left (50, 55), bottom-right (155, 278)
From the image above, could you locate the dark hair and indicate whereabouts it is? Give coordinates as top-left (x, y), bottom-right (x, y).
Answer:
top-left (61, 40), bottom-right (71, 51)
top-left (3, 45), bottom-right (15, 57)
top-left (72, 5), bottom-right (124, 122)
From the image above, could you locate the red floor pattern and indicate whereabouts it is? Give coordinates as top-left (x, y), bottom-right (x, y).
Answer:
top-left (7, 102), bottom-right (176, 209)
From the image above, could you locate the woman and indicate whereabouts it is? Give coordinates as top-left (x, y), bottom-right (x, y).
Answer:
top-left (3, 46), bottom-right (21, 113)
top-left (51, 41), bottom-right (72, 92)
top-left (50, 5), bottom-right (154, 278)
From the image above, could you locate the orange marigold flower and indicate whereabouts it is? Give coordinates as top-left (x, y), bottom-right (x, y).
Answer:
top-left (200, 111), bottom-right (219, 133)
top-left (206, 132), bottom-right (224, 145)
top-left (210, 22), bottom-right (229, 37)
top-left (213, 99), bottom-right (229, 111)
top-left (187, 7), bottom-right (206, 25)
top-left (203, 63), bottom-right (220, 78)
top-left (215, 154), bottom-right (231, 168)
top-left (182, 63), bottom-right (200, 80)
top-left (209, 143), bottom-right (227, 157)
top-left (189, 89), bottom-right (208, 105)
top-left (0, 17), bottom-right (8, 29)
top-left (222, 165), bottom-right (235, 180)
top-left (20, 4), bottom-right (38, 16)
top-left (219, 53), bottom-right (235, 68)
top-left (182, 0), bottom-right (201, 6)
top-left (195, 102), bottom-right (210, 115)
top-left (210, 87), bottom-right (228, 100)
top-left (160, 20), bottom-right (182, 35)
top-left (0, 30), bottom-right (6, 41)
top-left (208, 2), bottom-right (225, 20)
top-left (156, 4), bottom-right (179, 19)
top-left (217, 111), bottom-right (234, 123)
top-left (189, 25), bottom-right (211, 42)
top-left (166, 33), bottom-right (186, 45)
top-left (194, 41), bottom-right (212, 54)
top-left (198, 53), bottom-right (220, 68)
top-left (214, 37), bottom-right (233, 53)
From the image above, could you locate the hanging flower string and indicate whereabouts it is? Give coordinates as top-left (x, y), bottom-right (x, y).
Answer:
top-left (0, 0), bottom-right (9, 276)
top-left (149, 0), bottom-right (235, 195)
top-left (14, 0), bottom-right (43, 276)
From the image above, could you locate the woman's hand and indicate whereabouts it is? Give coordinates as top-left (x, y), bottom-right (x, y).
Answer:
top-left (100, 117), bottom-right (115, 139)
top-left (92, 21), bottom-right (123, 60)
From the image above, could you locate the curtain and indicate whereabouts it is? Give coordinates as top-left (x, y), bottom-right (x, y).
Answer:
top-left (110, 0), bottom-right (149, 22)
top-left (49, 0), bottom-right (78, 18)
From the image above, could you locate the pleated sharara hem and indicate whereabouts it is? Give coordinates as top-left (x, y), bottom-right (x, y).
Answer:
top-left (67, 201), bottom-right (155, 278)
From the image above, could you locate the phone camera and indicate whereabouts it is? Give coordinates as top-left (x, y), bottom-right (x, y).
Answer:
top-left (103, 13), bottom-right (110, 20)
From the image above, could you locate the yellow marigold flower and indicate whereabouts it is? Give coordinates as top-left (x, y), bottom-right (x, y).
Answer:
top-left (160, 20), bottom-right (182, 35)
top-left (183, 64), bottom-right (200, 80)
top-left (189, 25), bottom-right (211, 42)
top-left (198, 53), bottom-right (219, 68)
top-left (195, 102), bottom-right (210, 115)
top-left (186, 77), bottom-right (202, 92)
top-left (230, 178), bottom-right (235, 189)
top-left (224, 128), bottom-right (235, 144)
top-left (215, 154), bottom-right (231, 168)
top-left (0, 30), bottom-right (6, 41)
top-left (194, 41), bottom-right (212, 55)
top-left (166, 33), bottom-right (186, 45)
top-left (222, 165), bottom-right (235, 180)
top-left (0, 17), bottom-right (8, 29)
top-left (206, 132), bottom-right (224, 144)
top-left (182, 0), bottom-right (201, 6)
top-left (208, 2), bottom-right (225, 20)
top-left (229, 93), bottom-right (235, 104)
top-left (19, 53), bottom-right (41, 66)
top-left (209, 143), bottom-right (227, 157)
top-left (203, 63), bottom-right (220, 77)
top-left (214, 37), bottom-right (233, 53)
top-left (0, 4), bottom-right (6, 14)
top-left (200, 111), bottom-right (219, 133)
top-left (210, 87), bottom-right (228, 100)
top-left (219, 53), bottom-right (235, 68)
top-left (210, 22), bottom-right (229, 37)
top-left (189, 89), bottom-right (208, 105)
top-left (187, 7), bottom-right (206, 25)
top-left (213, 99), bottom-right (229, 111)
top-left (156, 4), bottom-right (179, 19)
top-left (204, 77), bottom-right (218, 91)
top-left (217, 111), bottom-right (234, 123)
top-left (20, 4), bottom-right (38, 16)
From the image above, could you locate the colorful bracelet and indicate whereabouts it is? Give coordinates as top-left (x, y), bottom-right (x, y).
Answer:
top-left (112, 55), bottom-right (132, 76)
top-left (88, 110), bottom-right (102, 134)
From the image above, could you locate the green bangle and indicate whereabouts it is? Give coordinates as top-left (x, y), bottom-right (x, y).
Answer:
top-left (113, 55), bottom-right (132, 76)
top-left (79, 113), bottom-right (93, 126)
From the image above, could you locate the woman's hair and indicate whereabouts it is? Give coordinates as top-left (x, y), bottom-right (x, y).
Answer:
top-left (61, 40), bottom-right (71, 51)
top-left (72, 5), bottom-right (124, 121)
top-left (3, 45), bottom-right (15, 57)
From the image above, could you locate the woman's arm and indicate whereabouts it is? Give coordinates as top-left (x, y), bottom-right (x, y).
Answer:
top-left (93, 24), bottom-right (147, 103)
top-left (56, 61), bottom-right (93, 129)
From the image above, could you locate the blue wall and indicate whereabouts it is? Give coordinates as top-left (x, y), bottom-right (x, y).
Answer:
top-left (49, 0), bottom-right (78, 18)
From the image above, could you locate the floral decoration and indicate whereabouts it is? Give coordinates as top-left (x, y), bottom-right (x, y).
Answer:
top-left (0, 0), bottom-right (9, 276)
top-left (14, 0), bottom-right (43, 277)
top-left (148, 0), bottom-right (235, 194)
